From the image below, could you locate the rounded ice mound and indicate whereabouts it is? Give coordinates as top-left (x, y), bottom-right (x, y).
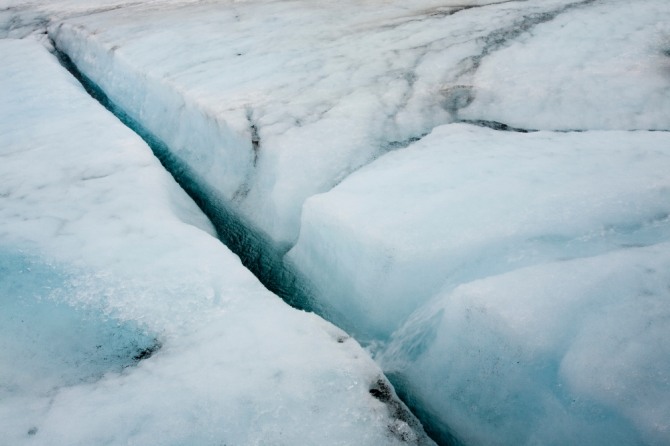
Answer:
top-left (381, 243), bottom-right (670, 446)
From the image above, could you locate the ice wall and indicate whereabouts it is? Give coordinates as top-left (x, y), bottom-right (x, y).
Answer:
top-left (0, 39), bottom-right (433, 446)
top-left (288, 125), bottom-right (670, 338)
top-left (284, 1), bottom-right (670, 442)
top-left (288, 122), bottom-right (670, 444)
top-left (46, 0), bottom-right (599, 247)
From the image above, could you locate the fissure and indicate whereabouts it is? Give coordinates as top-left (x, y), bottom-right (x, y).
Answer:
top-left (49, 37), bottom-right (447, 446)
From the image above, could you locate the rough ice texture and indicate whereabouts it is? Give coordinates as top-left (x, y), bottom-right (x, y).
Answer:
top-left (288, 124), bottom-right (670, 338)
top-left (382, 243), bottom-right (670, 446)
top-left (3, 0), bottom-right (670, 445)
top-left (0, 39), bottom-right (433, 446)
top-left (44, 0), bottom-right (621, 246)
top-left (458, 0), bottom-right (670, 130)
top-left (291, 122), bottom-right (670, 445)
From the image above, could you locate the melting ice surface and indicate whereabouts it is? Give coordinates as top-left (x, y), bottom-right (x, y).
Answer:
top-left (0, 250), bottom-right (157, 399)
top-left (2, 0), bottom-right (670, 445)
top-left (0, 39), bottom-right (433, 446)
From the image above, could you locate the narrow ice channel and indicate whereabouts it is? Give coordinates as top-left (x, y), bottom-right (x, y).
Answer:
top-left (51, 41), bottom-right (320, 315)
top-left (47, 26), bottom-right (447, 446)
top-left (0, 38), bottom-right (435, 446)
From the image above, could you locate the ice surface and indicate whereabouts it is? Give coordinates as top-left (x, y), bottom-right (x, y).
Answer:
top-left (381, 243), bottom-right (670, 446)
top-left (0, 0), bottom-right (203, 39)
top-left (3, 0), bottom-right (670, 444)
top-left (459, 0), bottom-right (670, 130)
top-left (0, 39), bottom-right (433, 446)
top-left (289, 123), bottom-right (670, 443)
top-left (45, 0), bottom-right (601, 246)
top-left (0, 250), bottom-right (157, 399)
top-left (288, 124), bottom-right (670, 338)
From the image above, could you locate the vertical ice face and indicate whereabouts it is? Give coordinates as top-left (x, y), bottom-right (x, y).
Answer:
top-left (0, 39), bottom-right (434, 446)
top-left (282, 1), bottom-right (669, 442)
top-left (288, 125), bottom-right (670, 339)
top-left (287, 123), bottom-right (670, 444)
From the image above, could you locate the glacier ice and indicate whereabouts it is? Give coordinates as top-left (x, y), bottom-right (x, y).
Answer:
top-left (288, 124), bottom-right (670, 338)
top-left (458, 0), bottom-right (670, 130)
top-left (44, 0), bottom-right (611, 247)
top-left (382, 243), bottom-right (670, 446)
top-left (289, 123), bottom-right (670, 443)
top-left (0, 250), bottom-right (158, 400)
top-left (2, 0), bottom-right (670, 445)
top-left (0, 39), bottom-right (433, 446)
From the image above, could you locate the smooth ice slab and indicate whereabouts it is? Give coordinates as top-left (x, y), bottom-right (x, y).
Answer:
top-left (288, 123), bottom-right (670, 338)
top-left (381, 243), bottom-right (670, 446)
top-left (0, 39), bottom-right (433, 446)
